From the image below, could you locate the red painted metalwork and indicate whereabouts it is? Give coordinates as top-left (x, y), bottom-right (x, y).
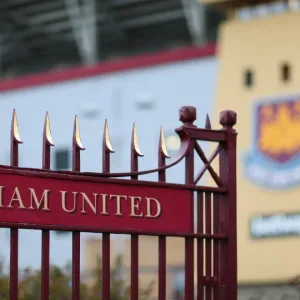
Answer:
top-left (10, 110), bottom-right (22, 300)
top-left (158, 126), bottom-right (168, 300)
top-left (102, 120), bottom-right (112, 300)
top-left (41, 113), bottom-right (53, 300)
top-left (2, 105), bottom-right (237, 300)
top-left (0, 44), bottom-right (216, 94)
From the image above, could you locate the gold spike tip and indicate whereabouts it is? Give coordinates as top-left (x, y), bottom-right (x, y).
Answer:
top-left (132, 123), bottom-right (143, 157)
top-left (74, 116), bottom-right (85, 150)
top-left (44, 112), bottom-right (55, 146)
top-left (159, 126), bottom-right (170, 158)
top-left (12, 109), bottom-right (22, 143)
top-left (104, 120), bottom-right (114, 153)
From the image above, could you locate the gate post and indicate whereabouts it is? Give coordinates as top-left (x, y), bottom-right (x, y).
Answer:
top-left (219, 110), bottom-right (237, 300)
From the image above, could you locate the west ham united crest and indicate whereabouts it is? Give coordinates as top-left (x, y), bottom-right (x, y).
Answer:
top-left (243, 94), bottom-right (300, 188)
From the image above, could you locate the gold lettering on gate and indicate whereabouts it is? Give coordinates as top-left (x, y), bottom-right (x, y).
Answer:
top-left (80, 193), bottom-right (98, 214)
top-left (129, 196), bottom-right (143, 218)
top-left (110, 195), bottom-right (127, 216)
top-left (0, 182), bottom-right (165, 220)
top-left (61, 191), bottom-right (77, 213)
top-left (28, 189), bottom-right (50, 211)
top-left (7, 187), bottom-right (25, 209)
top-left (145, 197), bottom-right (161, 218)
top-left (101, 194), bottom-right (109, 215)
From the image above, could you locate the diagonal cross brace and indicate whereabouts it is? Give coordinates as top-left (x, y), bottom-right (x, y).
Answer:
top-left (194, 142), bottom-right (223, 186)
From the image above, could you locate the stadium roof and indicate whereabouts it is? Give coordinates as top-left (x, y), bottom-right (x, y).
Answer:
top-left (0, 0), bottom-right (224, 78)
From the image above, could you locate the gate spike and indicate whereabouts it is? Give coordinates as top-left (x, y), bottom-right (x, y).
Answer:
top-left (73, 116), bottom-right (85, 150)
top-left (205, 114), bottom-right (212, 129)
top-left (159, 126), bottom-right (170, 158)
top-left (11, 109), bottom-right (22, 143)
top-left (103, 119), bottom-right (114, 153)
top-left (131, 123), bottom-right (143, 157)
top-left (43, 112), bottom-right (54, 146)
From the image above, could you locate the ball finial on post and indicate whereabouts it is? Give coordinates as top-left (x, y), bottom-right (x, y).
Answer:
top-left (179, 106), bottom-right (197, 127)
top-left (219, 110), bottom-right (237, 130)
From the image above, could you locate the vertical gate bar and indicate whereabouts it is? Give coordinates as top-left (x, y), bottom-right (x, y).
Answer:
top-left (41, 113), bottom-right (54, 300)
top-left (102, 120), bottom-right (114, 300)
top-left (158, 238), bottom-right (166, 300)
top-left (216, 161), bottom-right (228, 300)
top-left (10, 229), bottom-right (18, 300)
top-left (130, 123), bottom-right (142, 300)
top-left (218, 192), bottom-right (228, 300)
top-left (102, 233), bottom-right (110, 299)
top-left (158, 127), bottom-right (168, 300)
top-left (10, 110), bottom-right (22, 300)
top-left (185, 238), bottom-right (194, 299)
top-left (72, 117), bottom-right (85, 300)
top-left (197, 192), bottom-right (204, 300)
top-left (225, 124), bottom-right (237, 300)
top-left (41, 231), bottom-right (50, 300)
top-left (213, 193), bottom-right (220, 300)
top-left (131, 235), bottom-right (139, 300)
top-left (219, 111), bottom-right (237, 300)
top-left (184, 127), bottom-right (195, 300)
top-left (205, 193), bottom-right (212, 300)
top-left (72, 233), bottom-right (80, 300)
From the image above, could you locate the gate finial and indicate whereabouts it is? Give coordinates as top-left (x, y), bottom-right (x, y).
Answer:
top-left (11, 109), bottom-right (22, 143)
top-left (72, 116), bottom-right (85, 172)
top-left (73, 116), bottom-right (85, 150)
top-left (10, 109), bottom-right (22, 167)
top-left (132, 123), bottom-right (143, 157)
top-left (42, 112), bottom-right (54, 169)
top-left (159, 126), bottom-right (170, 158)
top-left (102, 120), bottom-right (114, 173)
top-left (103, 119), bottom-right (114, 153)
top-left (219, 110), bottom-right (237, 130)
top-left (44, 112), bottom-right (54, 146)
top-left (179, 106), bottom-right (196, 127)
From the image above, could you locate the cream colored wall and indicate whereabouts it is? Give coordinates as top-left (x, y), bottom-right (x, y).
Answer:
top-left (84, 238), bottom-right (114, 287)
top-left (213, 12), bottom-right (300, 283)
top-left (122, 237), bottom-right (185, 268)
top-left (122, 237), bottom-right (186, 298)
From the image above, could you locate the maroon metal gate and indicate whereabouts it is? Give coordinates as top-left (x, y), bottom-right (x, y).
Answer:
top-left (1, 105), bottom-right (237, 300)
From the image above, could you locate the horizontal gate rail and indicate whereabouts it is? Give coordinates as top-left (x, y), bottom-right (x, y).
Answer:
top-left (1, 105), bottom-right (237, 300)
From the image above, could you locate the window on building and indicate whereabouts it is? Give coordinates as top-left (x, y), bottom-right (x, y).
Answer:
top-left (54, 148), bottom-right (70, 171)
top-left (134, 93), bottom-right (155, 111)
top-left (135, 101), bottom-right (155, 111)
top-left (281, 62), bottom-right (291, 83)
top-left (54, 230), bottom-right (70, 236)
top-left (244, 69), bottom-right (254, 88)
top-left (172, 270), bottom-right (184, 300)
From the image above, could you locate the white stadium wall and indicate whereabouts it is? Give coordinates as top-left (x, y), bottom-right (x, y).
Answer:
top-left (0, 46), bottom-right (217, 270)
